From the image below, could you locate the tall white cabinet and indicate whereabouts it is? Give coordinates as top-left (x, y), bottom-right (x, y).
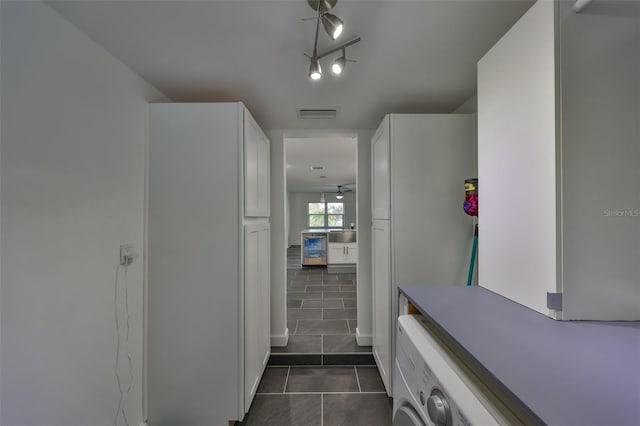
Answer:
top-left (477, 0), bottom-right (640, 320)
top-left (148, 103), bottom-right (271, 425)
top-left (371, 114), bottom-right (474, 394)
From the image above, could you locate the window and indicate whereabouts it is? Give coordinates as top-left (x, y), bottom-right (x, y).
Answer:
top-left (308, 202), bottom-right (344, 228)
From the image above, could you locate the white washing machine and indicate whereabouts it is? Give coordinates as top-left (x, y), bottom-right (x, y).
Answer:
top-left (393, 315), bottom-right (515, 426)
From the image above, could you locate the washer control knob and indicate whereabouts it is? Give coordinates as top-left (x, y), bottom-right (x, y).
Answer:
top-left (427, 390), bottom-right (450, 426)
top-left (419, 391), bottom-right (426, 405)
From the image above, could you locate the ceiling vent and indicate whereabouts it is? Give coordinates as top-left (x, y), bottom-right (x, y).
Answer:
top-left (298, 108), bottom-right (337, 119)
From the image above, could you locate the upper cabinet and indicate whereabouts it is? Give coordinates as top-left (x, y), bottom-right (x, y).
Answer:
top-left (477, 0), bottom-right (557, 317)
top-left (477, 0), bottom-right (639, 320)
top-left (371, 115), bottom-right (390, 220)
top-left (244, 109), bottom-right (270, 217)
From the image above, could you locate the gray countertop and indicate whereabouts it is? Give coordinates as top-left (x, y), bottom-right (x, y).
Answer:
top-left (399, 285), bottom-right (640, 426)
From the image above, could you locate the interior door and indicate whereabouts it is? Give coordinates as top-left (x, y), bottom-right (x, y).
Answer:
top-left (372, 219), bottom-right (391, 395)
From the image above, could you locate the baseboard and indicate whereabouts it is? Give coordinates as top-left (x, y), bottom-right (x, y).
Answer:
top-left (355, 328), bottom-right (372, 346)
top-left (270, 328), bottom-right (289, 347)
top-left (327, 264), bottom-right (357, 274)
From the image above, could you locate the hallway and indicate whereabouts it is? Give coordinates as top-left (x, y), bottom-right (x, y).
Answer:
top-left (271, 247), bottom-right (372, 364)
top-left (236, 247), bottom-right (391, 426)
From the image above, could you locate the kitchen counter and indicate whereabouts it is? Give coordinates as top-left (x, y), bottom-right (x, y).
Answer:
top-left (300, 229), bottom-right (356, 233)
top-left (301, 229), bottom-right (330, 233)
top-left (399, 285), bottom-right (640, 426)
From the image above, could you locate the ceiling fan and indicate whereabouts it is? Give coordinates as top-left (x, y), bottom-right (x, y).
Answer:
top-left (335, 184), bottom-right (354, 199)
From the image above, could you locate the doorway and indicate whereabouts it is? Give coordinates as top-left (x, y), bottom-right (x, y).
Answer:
top-left (273, 134), bottom-right (371, 363)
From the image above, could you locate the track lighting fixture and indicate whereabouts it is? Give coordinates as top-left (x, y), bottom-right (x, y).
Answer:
top-left (322, 13), bottom-right (344, 40)
top-left (331, 49), bottom-right (346, 75)
top-left (309, 59), bottom-right (322, 80)
top-left (305, 0), bottom-right (360, 81)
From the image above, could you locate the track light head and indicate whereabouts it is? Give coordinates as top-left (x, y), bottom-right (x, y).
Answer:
top-left (309, 59), bottom-right (322, 80)
top-left (332, 50), bottom-right (346, 75)
top-left (322, 13), bottom-right (344, 40)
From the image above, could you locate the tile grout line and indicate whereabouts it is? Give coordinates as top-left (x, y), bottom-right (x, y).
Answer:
top-left (257, 391), bottom-right (387, 395)
top-left (282, 366), bottom-right (291, 394)
top-left (354, 366), bottom-right (362, 393)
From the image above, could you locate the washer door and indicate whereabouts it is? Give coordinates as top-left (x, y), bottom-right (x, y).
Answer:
top-left (393, 404), bottom-right (426, 426)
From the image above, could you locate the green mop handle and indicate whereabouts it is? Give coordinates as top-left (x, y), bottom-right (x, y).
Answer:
top-left (467, 224), bottom-right (478, 286)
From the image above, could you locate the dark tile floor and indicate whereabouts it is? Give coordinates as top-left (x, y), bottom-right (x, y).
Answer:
top-left (281, 246), bottom-right (370, 356)
top-left (239, 247), bottom-right (391, 425)
top-left (238, 366), bottom-right (392, 426)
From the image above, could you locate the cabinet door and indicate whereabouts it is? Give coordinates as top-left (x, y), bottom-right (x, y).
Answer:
top-left (244, 222), bottom-right (271, 411)
top-left (256, 126), bottom-right (270, 216)
top-left (371, 116), bottom-right (391, 220)
top-left (328, 243), bottom-right (346, 264)
top-left (345, 243), bottom-right (358, 264)
top-left (244, 108), bottom-right (270, 217)
top-left (244, 224), bottom-right (260, 410)
top-left (258, 224), bottom-right (271, 373)
top-left (372, 220), bottom-right (391, 395)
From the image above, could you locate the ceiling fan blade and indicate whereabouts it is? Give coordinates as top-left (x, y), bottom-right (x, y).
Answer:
top-left (336, 184), bottom-right (354, 195)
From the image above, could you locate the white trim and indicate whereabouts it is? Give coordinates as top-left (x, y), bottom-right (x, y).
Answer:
top-left (270, 328), bottom-right (290, 347)
top-left (142, 103), bottom-right (150, 426)
top-left (355, 328), bottom-right (372, 346)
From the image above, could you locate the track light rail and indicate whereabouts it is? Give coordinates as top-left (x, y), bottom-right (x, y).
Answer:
top-left (315, 37), bottom-right (361, 60)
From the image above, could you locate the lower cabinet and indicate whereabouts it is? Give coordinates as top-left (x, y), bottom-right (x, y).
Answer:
top-left (372, 220), bottom-right (391, 394)
top-left (244, 222), bottom-right (271, 411)
top-left (328, 242), bottom-right (358, 264)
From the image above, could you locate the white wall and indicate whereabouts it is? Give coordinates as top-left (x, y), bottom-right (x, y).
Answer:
top-left (1, 2), bottom-right (168, 425)
top-left (287, 192), bottom-right (357, 246)
top-left (477, 0), bottom-right (557, 315)
top-left (355, 130), bottom-right (373, 345)
top-left (453, 95), bottom-right (478, 178)
top-left (453, 95), bottom-right (477, 114)
top-left (265, 130), bottom-right (288, 346)
top-left (558, 0), bottom-right (640, 319)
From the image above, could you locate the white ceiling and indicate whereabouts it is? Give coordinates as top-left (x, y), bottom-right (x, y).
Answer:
top-left (47, 0), bottom-right (535, 131)
top-left (286, 136), bottom-right (357, 192)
